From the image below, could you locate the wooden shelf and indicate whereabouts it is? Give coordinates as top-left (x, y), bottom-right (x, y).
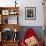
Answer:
top-left (0, 24), bottom-right (20, 32)
top-left (2, 40), bottom-right (19, 42)
top-left (1, 40), bottom-right (19, 46)
top-left (0, 7), bottom-right (19, 16)
top-left (0, 7), bottom-right (20, 46)
top-left (0, 7), bottom-right (19, 9)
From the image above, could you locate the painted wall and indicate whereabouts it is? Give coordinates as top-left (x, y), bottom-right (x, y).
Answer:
top-left (0, 0), bottom-right (44, 45)
top-left (0, 0), bottom-right (44, 26)
top-left (18, 0), bottom-right (44, 26)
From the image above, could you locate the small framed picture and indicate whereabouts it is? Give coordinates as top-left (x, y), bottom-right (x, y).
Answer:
top-left (2, 10), bottom-right (9, 15)
top-left (25, 7), bottom-right (36, 20)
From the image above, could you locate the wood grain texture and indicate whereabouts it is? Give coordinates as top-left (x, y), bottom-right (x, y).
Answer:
top-left (43, 0), bottom-right (46, 26)
top-left (0, 24), bottom-right (20, 32)
top-left (43, 2), bottom-right (46, 45)
top-left (0, 7), bottom-right (19, 46)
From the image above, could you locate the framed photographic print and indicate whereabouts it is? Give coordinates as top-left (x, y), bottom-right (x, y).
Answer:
top-left (2, 10), bottom-right (9, 15)
top-left (25, 7), bottom-right (36, 20)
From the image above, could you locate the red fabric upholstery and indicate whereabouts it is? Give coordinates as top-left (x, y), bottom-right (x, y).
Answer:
top-left (21, 28), bottom-right (41, 46)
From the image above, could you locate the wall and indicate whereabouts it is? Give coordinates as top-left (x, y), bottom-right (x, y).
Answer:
top-left (0, 0), bottom-right (44, 26)
top-left (0, 0), bottom-right (44, 44)
top-left (18, 0), bottom-right (44, 26)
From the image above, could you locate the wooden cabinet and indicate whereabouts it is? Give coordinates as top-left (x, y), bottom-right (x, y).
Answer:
top-left (0, 41), bottom-right (19, 46)
top-left (43, 27), bottom-right (46, 46)
top-left (2, 41), bottom-right (19, 46)
top-left (0, 7), bottom-right (19, 24)
top-left (0, 41), bottom-right (2, 46)
top-left (43, 0), bottom-right (46, 46)
top-left (0, 7), bottom-right (20, 46)
top-left (43, 0), bottom-right (46, 26)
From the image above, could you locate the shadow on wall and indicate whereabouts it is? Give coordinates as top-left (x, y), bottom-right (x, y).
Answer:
top-left (18, 26), bottom-right (44, 44)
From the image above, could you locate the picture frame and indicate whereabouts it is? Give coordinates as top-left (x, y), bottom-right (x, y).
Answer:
top-left (2, 10), bottom-right (9, 15)
top-left (25, 7), bottom-right (36, 20)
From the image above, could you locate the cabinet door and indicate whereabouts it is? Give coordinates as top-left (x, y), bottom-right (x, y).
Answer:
top-left (43, 0), bottom-right (46, 26)
top-left (0, 15), bottom-right (1, 24)
top-left (3, 42), bottom-right (18, 46)
top-left (43, 0), bottom-right (46, 46)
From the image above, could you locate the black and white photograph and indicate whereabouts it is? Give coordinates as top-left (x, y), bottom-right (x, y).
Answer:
top-left (25, 7), bottom-right (36, 20)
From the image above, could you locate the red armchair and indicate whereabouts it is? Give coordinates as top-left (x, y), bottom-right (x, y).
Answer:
top-left (21, 28), bottom-right (41, 46)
